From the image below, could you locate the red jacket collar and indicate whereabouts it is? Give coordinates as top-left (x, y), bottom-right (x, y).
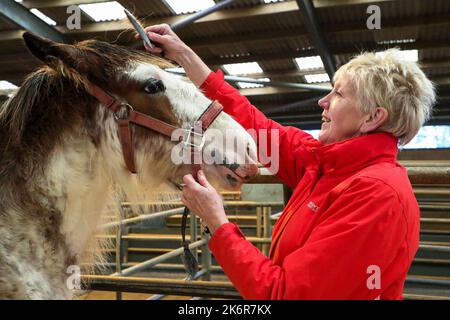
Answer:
top-left (309, 132), bottom-right (399, 176)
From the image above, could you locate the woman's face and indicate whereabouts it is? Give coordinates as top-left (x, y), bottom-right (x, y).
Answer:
top-left (318, 72), bottom-right (367, 145)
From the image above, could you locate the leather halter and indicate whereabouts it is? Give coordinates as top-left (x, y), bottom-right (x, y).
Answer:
top-left (87, 82), bottom-right (223, 174)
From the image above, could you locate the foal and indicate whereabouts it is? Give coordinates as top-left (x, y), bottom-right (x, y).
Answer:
top-left (0, 33), bottom-right (257, 299)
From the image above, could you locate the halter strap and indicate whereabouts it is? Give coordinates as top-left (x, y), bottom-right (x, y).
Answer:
top-left (87, 82), bottom-right (223, 174)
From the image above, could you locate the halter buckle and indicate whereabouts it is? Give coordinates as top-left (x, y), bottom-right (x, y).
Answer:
top-left (181, 126), bottom-right (205, 151)
top-left (114, 103), bottom-right (134, 120)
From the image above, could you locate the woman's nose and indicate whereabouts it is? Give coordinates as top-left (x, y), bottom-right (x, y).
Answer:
top-left (318, 95), bottom-right (330, 110)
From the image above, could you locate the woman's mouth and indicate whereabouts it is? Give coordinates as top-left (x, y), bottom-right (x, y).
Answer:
top-left (322, 116), bottom-right (331, 123)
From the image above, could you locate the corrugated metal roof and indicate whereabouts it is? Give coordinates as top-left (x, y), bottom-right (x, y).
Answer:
top-left (0, 0), bottom-right (449, 121)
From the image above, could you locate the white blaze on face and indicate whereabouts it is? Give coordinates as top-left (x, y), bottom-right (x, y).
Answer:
top-left (127, 62), bottom-right (258, 188)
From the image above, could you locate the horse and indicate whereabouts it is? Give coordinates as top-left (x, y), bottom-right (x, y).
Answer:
top-left (0, 32), bottom-right (258, 299)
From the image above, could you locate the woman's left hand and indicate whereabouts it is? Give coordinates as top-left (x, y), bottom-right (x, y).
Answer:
top-left (181, 170), bottom-right (229, 234)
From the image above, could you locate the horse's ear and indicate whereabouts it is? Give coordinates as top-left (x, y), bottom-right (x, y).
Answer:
top-left (23, 32), bottom-right (63, 64)
top-left (23, 32), bottom-right (80, 67)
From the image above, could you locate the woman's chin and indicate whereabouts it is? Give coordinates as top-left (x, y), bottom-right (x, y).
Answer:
top-left (318, 130), bottom-right (329, 144)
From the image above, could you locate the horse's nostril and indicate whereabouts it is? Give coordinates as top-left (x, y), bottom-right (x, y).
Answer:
top-left (226, 174), bottom-right (238, 185)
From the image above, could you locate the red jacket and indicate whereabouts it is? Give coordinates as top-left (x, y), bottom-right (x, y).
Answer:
top-left (200, 70), bottom-right (420, 300)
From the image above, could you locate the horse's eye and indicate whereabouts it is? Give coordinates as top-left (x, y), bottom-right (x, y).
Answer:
top-left (143, 78), bottom-right (165, 94)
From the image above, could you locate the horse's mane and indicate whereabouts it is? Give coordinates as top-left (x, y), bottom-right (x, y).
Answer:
top-left (0, 39), bottom-right (172, 178)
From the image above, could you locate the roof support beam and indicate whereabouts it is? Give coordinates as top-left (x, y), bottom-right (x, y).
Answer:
top-left (296, 0), bottom-right (336, 78)
top-left (22, 0), bottom-right (396, 9)
top-left (170, 0), bottom-right (237, 31)
top-left (0, 0), bottom-right (70, 43)
top-left (167, 70), bottom-right (330, 93)
top-left (264, 96), bottom-right (324, 115)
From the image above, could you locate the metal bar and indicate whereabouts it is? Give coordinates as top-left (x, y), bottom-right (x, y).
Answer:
top-left (115, 226), bottom-right (122, 300)
top-left (247, 167), bottom-right (450, 185)
top-left (296, 0), bottom-right (336, 78)
top-left (0, 0), bottom-right (70, 43)
top-left (82, 275), bottom-right (240, 299)
top-left (102, 207), bottom-right (184, 229)
top-left (256, 207), bottom-right (262, 251)
top-left (406, 277), bottom-right (450, 287)
top-left (264, 96), bottom-right (324, 115)
top-left (146, 268), bottom-right (208, 300)
top-left (110, 239), bottom-right (207, 277)
top-left (121, 201), bottom-right (284, 207)
top-left (166, 70), bottom-right (331, 92)
top-left (407, 167), bottom-right (450, 185)
top-left (263, 207), bottom-right (272, 255)
top-left (85, 262), bottom-right (225, 272)
top-left (190, 210), bottom-right (198, 261)
top-left (114, 199), bottom-right (125, 300)
top-left (419, 245), bottom-right (450, 253)
top-left (95, 235), bottom-right (272, 244)
top-left (170, 0), bottom-right (237, 31)
top-left (421, 218), bottom-right (450, 224)
top-left (201, 232), bottom-right (212, 281)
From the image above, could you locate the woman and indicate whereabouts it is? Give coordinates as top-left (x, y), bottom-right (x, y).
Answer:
top-left (141, 24), bottom-right (436, 299)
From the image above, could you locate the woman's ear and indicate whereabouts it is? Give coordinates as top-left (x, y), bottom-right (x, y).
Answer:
top-left (360, 107), bottom-right (389, 133)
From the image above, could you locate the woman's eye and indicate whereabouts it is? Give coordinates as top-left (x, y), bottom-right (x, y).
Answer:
top-left (143, 78), bottom-right (165, 94)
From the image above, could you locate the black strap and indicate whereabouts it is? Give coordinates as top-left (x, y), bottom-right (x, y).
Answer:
top-left (181, 206), bottom-right (190, 249)
top-left (180, 206), bottom-right (199, 280)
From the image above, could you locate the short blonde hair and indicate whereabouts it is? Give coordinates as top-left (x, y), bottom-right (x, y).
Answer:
top-left (335, 49), bottom-right (436, 145)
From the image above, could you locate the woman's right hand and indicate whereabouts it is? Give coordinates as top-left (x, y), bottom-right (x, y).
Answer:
top-left (136, 23), bottom-right (212, 87)
top-left (136, 24), bottom-right (190, 63)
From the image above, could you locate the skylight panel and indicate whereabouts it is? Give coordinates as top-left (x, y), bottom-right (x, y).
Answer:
top-left (30, 9), bottom-right (57, 26)
top-left (376, 39), bottom-right (416, 45)
top-left (237, 78), bottom-right (270, 89)
top-left (0, 81), bottom-right (18, 90)
top-left (79, 1), bottom-right (126, 22)
top-left (164, 0), bottom-right (215, 14)
top-left (294, 56), bottom-right (324, 71)
top-left (304, 73), bottom-right (330, 83)
top-left (223, 62), bottom-right (263, 75)
top-left (376, 49), bottom-right (418, 62)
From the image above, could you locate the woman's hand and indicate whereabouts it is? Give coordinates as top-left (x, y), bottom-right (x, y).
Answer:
top-left (137, 24), bottom-right (212, 87)
top-left (181, 170), bottom-right (229, 234)
top-left (138, 24), bottom-right (189, 62)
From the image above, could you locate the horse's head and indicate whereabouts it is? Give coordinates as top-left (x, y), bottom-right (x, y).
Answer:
top-left (22, 32), bottom-right (258, 193)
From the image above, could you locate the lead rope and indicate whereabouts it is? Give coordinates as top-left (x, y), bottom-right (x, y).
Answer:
top-left (180, 206), bottom-right (198, 280)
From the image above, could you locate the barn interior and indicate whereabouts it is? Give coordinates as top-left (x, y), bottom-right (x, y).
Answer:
top-left (0, 0), bottom-right (449, 300)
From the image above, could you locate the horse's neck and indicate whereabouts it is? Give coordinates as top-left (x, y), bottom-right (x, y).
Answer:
top-left (40, 131), bottom-right (112, 259)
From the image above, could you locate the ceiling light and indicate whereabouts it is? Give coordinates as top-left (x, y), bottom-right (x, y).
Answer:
top-left (30, 9), bottom-right (57, 26)
top-left (0, 81), bottom-right (18, 90)
top-left (79, 1), bottom-right (126, 22)
top-left (294, 56), bottom-right (324, 70)
top-left (304, 73), bottom-right (330, 83)
top-left (237, 78), bottom-right (270, 89)
top-left (376, 49), bottom-right (418, 62)
top-left (164, 0), bottom-right (215, 14)
top-left (223, 62), bottom-right (263, 75)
